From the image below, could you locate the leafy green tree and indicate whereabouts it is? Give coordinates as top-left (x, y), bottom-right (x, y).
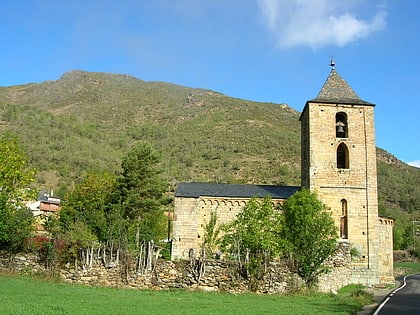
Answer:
top-left (117, 142), bottom-right (168, 245)
top-left (0, 196), bottom-right (35, 254)
top-left (0, 134), bottom-right (36, 255)
top-left (221, 197), bottom-right (285, 290)
top-left (282, 189), bottom-right (338, 288)
top-left (56, 172), bottom-right (122, 269)
top-left (62, 221), bottom-right (99, 269)
top-left (59, 172), bottom-right (116, 242)
top-left (202, 210), bottom-right (222, 258)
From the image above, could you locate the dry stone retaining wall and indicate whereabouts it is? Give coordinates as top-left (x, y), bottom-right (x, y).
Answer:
top-left (0, 243), bottom-right (386, 293)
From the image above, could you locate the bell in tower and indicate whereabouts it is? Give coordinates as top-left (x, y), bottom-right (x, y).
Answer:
top-left (336, 120), bottom-right (346, 138)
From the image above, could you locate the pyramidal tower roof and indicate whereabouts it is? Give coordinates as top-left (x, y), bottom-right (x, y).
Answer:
top-left (311, 68), bottom-right (373, 106)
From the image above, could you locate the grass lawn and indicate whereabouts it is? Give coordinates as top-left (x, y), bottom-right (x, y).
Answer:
top-left (0, 275), bottom-right (370, 315)
top-left (394, 261), bottom-right (420, 276)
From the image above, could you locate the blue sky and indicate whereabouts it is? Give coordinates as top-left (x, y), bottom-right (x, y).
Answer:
top-left (1, 0), bottom-right (419, 167)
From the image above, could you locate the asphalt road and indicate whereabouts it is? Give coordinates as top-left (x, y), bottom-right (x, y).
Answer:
top-left (373, 273), bottom-right (420, 315)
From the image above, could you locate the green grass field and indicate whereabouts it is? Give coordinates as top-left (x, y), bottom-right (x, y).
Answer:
top-left (394, 261), bottom-right (420, 276)
top-left (0, 275), bottom-right (370, 315)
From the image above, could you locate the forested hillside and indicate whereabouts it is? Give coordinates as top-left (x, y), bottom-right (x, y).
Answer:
top-left (0, 70), bottom-right (418, 219)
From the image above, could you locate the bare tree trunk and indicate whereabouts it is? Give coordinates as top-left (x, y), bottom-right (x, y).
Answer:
top-left (85, 248), bottom-right (89, 268)
top-left (146, 241), bottom-right (152, 272)
top-left (189, 248), bottom-right (195, 268)
top-left (137, 244), bottom-right (144, 273)
top-left (135, 216), bottom-right (142, 250)
top-left (102, 246), bottom-right (107, 265)
top-left (235, 238), bottom-right (242, 270)
top-left (81, 249), bottom-right (86, 270)
top-left (89, 247), bottom-right (94, 268)
top-left (135, 225), bottom-right (140, 249)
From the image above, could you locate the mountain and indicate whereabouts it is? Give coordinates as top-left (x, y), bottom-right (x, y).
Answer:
top-left (0, 71), bottom-right (418, 216)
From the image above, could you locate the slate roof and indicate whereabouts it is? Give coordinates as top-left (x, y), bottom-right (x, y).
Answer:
top-left (310, 69), bottom-right (374, 106)
top-left (175, 182), bottom-right (300, 199)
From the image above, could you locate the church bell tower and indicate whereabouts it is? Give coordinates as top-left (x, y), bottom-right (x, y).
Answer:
top-left (299, 64), bottom-right (379, 272)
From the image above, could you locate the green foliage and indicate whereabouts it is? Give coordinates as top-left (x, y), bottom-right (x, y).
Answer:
top-left (46, 142), bottom-right (170, 267)
top-left (59, 172), bottom-right (116, 242)
top-left (221, 197), bottom-right (285, 290)
top-left (338, 284), bottom-right (373, 307)
top-left (376, 152), bottom-right (420, 249)
top-left (0, 134), bottom-right (36, 197)
top-left (59, 221), bottom-right (99, 265)
top-left (64, 221), bottom-right (98, 248)
top-left (118, 142), bottom-right (167, 219)
top-left (0, 134), bottom-right (36, 254)
top-left (202, 210), bottom-right (222, 258)
top-left (219, 193), bottom-right (339, 290)
top-left (394, 262), bottom-right (420, 275)
top-left (117, 141), bottom-right (168, 244)
top-left (377, 154), bottom-right (420, 214)
top-left (0, 197), bottom-right (35, 254)
top-left (125, 210), bottom-right (168, 247)
top-left (282, 189), bottom-right (338, 287)
top-left (31, 236), bottom-right (56, 270)
top-left (350, 246), bottom-right (361, 258)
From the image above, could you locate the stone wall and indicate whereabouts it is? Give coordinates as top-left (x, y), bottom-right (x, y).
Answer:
top-left (0, 252), bottom-right (297, 293)
top-left (1, 243), bottom-right (382, 294)
top-left (172, 196), bottom-right (284, 260)
top-left (377, 216), bottom-right (395, 283)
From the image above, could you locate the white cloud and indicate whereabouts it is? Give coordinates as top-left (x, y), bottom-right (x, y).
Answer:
top-left (257, 0), bottom-right (387, 49)
top-left (408, 160), bottom-right (420, 168)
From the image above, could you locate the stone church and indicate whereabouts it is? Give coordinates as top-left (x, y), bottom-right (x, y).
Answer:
top-left (171, 66), bottom-right (394, 286)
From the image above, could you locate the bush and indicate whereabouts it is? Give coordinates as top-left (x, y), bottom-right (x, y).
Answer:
top-left (338, 284), bottom-right (373, 306)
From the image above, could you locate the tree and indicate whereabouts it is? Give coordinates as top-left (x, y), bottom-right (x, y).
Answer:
top-left (221, 197), bottom-right (285, 290)
top-left (117, 141), bottom-right (168, 245)
top-left (202, 210), bottom-right (222, 258)
top-left (56, 172), bottom-right (118, 269)
top-left (0, 134), bottom-right (36, 255)
top-left (282, 189), bottom-right (338, 288)
top-left (63, 221), bottom-right (98, 270)
top-left (59, 172), bottom-right (116, 242)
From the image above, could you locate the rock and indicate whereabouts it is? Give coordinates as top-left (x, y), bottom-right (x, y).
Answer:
top-left (197, 285), bottom-right (218, 292)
